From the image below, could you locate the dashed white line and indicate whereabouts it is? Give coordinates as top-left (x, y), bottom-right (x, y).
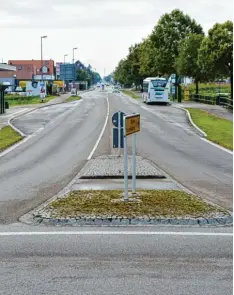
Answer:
top-left (87, 92), bottom-right (109, 160)
top-left (0, 231), bottom-right (232, 237)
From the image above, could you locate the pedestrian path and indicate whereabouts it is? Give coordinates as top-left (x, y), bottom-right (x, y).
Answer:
top-left (174, 102), bottom-right (233, 122)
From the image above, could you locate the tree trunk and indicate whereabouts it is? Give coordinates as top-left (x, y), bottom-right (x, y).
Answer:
top-left (195, 80), bottom-right (199, 95)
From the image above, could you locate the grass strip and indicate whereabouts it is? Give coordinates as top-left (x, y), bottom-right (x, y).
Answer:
top-left (65, 96), bottom-right (81, 102)
top-left (0, 126), bottom-right (23, 152)
top-left (5, 95), bottom-right (57, 106)
top-left (122, 90), bottom-right (140, 99)
top-left (186, 108), bottom-right (233, 150)
top-left (49, 190), bottom-right (225, 218)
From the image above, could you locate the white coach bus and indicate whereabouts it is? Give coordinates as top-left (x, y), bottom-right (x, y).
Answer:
top-left (142, 77), bottom-right (170, 104)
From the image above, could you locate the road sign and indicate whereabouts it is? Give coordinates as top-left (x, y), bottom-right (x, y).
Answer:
top-left (113, 127), bottom-right (124, 148)
top-left (124, 114), bottom-right (140, 136)
top-left (171, 85), bottom-right (176, 95)
top-left (112, 111), bottom-right (125, 128)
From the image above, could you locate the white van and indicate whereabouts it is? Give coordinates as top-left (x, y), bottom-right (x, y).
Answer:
top-left (142, 77), bottom-right (170, 104)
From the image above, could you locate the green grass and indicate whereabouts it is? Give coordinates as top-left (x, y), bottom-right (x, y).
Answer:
top-left (65, 95), bottom-right (81, 102)
top-left (5, 95), bottom-right (57, 106)
top-left (187, 108), bottom-right (233, 150)
top-left (0, 126), bottom-right (23, 152)
top-left (122, 90), bottom-right (140, 99)
top-left (49, 190), bottom-right (225, 218)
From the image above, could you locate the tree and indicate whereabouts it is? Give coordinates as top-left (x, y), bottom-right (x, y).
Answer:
top-left (138, 38), bottom-right (159, 77)
top-left (150, 9), bottom-right (203, 75)
top-left (176, 34), bottom-right (204, 94)
top-left (198, 21), bottom-right (233, 101)
top-left (114, 58), bottom-right (133, 86)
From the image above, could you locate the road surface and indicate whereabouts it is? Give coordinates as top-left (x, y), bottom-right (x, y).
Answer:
top-left (105, 91), bottom-right (233, 210)
top-left (0, 91), bottom-right (109, 224)
top-left (0, 225), bottom-right (232, 295)
top-left (0, 89), bottom-right (232, 224)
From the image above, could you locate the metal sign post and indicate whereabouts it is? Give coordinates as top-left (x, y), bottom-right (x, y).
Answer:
top-left (132, 133), bottom-right (136, 194)
top-left (123, 115), bottom-right (129, 201)
top-left (118, 111), bottom-right (121, 156)
top-left (123, 113), bottom-right (140, 200)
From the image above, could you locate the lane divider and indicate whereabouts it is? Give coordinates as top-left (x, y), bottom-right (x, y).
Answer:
top-left (87, 92), bottom-right (110, 160)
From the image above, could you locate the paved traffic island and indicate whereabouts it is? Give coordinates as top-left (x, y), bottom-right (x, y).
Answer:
top-left (33, 189), bottom-right (232, 226)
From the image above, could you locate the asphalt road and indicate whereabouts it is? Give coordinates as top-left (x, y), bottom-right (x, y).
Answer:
top-left (0, 226), bottom-right (232, 295)
top-left (104, 92), bottom-right (233, 210)
top-left (0, 91), bottom-right (110, 224)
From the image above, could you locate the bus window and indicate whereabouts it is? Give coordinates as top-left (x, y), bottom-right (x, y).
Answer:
top-left (143, 83), bottom-right (148, 92)
top-left (152, 80), bottom-right (167, 88)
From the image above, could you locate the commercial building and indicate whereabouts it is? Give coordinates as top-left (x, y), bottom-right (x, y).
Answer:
top-left (4, 60), bottom-right (55, 80)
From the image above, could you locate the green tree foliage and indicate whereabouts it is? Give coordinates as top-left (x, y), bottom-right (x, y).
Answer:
top-left (138, 38), bottom-right (158, 77)
top-left (176, 34), bottom-right (204, 94)
top-left (198, 21), bottom-right (233, 100)
top-left (150, 9), bottom-right (203, 75)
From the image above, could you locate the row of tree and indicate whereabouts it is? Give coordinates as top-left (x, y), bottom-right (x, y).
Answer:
top-left (114, 9), bottom-right (233, 99)
top-left (75, 61), bottom-right (102, 86)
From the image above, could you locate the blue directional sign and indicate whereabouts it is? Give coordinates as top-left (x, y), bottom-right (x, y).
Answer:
top-left (112, 111), bottom-right (126, 128)
top-left (40, 82), bottom-right (45, 87)
top-left (113, 127), bottom-right (124, 148)
top-left (171, 85), bottom-right (176, 95)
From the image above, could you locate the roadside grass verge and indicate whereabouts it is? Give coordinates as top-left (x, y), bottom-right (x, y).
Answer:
top-left (5, 95), bottom-right (57, 106)
top-left (0, 126), bottom-right (23, 152)
top-left (122, 90), bottom-right (140, 99)
top-left (49, 190), bottom-right (225, 218)
top-left (65, 95), bottom-right (81, 102)
top-left (186, 108), bottom-right (233, 150)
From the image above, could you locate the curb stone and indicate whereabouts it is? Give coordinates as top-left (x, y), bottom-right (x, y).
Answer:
top-left (36, 214), bottom-right (233, 227)
top-left (173, 105), bottom-right (207, 137)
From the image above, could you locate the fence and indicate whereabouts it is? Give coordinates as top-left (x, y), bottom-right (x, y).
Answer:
top-left (189, 94), bottom-right (233, 111)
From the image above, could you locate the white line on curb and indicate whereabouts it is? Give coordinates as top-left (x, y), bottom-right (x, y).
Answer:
top-left (0, 231), bottom-right (232, 237)
top-left (87, 92), bottom-right (110, 160)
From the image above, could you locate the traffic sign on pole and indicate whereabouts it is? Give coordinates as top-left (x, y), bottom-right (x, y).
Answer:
top-left (112, 111), bottom-right (125, 128)
top-left (124, 113), bottom-right (140, 136)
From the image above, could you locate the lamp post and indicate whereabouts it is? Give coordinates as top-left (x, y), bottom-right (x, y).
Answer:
top-left (64, 54), bottom-right (68, 64)
top-left (72, 48), bottom-right (77, 85)
top-left (72, 47), bottom-right (78, 64)
top-left (64, 54), bottom-right (68, 92)
top-left (41, 36), bottom-right (47, 85)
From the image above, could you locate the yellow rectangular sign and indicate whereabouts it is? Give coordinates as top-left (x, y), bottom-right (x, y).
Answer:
top-left (125, 114), bottom-right (140, 136)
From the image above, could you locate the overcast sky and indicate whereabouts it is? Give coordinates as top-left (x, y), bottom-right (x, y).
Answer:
top-left (0, 0), bottom-right (233, 76)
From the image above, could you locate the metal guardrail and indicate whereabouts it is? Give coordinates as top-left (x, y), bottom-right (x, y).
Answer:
top-left (189, 94), bottom-right (233, 110)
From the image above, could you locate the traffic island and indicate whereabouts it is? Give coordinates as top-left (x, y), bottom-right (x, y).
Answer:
top-left (0, 125), bottom-right (23, 152)
top-left (33, 190), bottom-right (232, 226)
top-left (65, 95), bottom-right (81, 102)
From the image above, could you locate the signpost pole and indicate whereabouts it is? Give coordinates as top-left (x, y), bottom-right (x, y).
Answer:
top-left (118, 111), bottom-right (121, 156)
top-left (132, 133), bottom-right (136, 194)
top-left (123, 116), bottom-right (128, 201)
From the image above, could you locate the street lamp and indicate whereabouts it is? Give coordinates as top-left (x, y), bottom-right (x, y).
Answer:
top-left (72, 47), bottom-right (78, 64)
top-left (63, 54), bottom-right (68, 92)
top-left (64, 54), bottom-right (68, 64)
top-left (41, 35), bottom-right (47, 84)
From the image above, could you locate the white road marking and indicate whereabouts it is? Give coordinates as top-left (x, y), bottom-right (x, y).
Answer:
top-left (0, 231), bottom-right (232, 237)
top-left (87, 92), bottom-right (110, 160)
top-left (201, 138), bottom-right (233, 155)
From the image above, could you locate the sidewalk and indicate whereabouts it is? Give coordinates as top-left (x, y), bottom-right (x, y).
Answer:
top-left (174, 102), bottom-right (233, 122)
top-left (0, 90), bottom-right (87, 131)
